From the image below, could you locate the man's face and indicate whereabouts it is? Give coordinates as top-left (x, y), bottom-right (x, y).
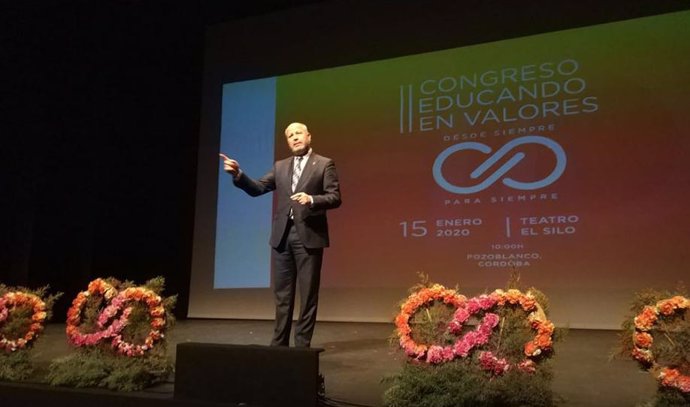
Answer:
top-left (285, 123), bottom-right (311, 156)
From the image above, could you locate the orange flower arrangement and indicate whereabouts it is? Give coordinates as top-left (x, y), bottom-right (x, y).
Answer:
top-left (493, 289), bottom-right (554, 358)
top-left (483, 289), bottom-right (554, 375)
top-left (633, 305), bottom-right (659, 332)
top-left (394, 284), bottom-right (466, 360)
top-left (0, 291), bottom-right (47, 352)
top-left (632, 295), bottom-right (690, 393)
top-left (658, 367), bottom-right (690, 393)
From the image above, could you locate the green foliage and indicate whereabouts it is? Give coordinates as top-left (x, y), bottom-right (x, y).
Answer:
top-left (0, 306), bottom-right (32, 343)
top-left (0, 351), bottom-right (33, 381)
top-left (383, 358), bottom-right (556, 407)
top-left (489, 305), bottom-right (535, 361)
top-left (639, 387), bottom-right (690, 407)
top-left (408, 301), bottom-right (457, 346)
top-left (47, 347), bottom-right (172, 391)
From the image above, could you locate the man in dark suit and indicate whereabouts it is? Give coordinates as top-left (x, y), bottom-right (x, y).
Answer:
top-left (219, 122), bottom-right (341, 347)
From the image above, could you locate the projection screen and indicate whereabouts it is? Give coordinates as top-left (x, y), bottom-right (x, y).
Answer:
top-left (190, 8), bottom-right (690, 329)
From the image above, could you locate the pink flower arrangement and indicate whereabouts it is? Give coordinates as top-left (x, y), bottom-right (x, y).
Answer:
top-left (423, 308), bottom-right (500, 364)
top-left (0, 291), bottom-right (47, 352)
top-left (66, 279), bottom-right (167, 357)
top-left (425, 345), bottom-right (455, 364)
top-left (448, 301), bottom-right (499, 359)
top-left (631, 295), bottom-right (690, 393)
top-left (448, 294), bottom-right (496, 333)
top-left (478, 351), bottom-right (510, 375)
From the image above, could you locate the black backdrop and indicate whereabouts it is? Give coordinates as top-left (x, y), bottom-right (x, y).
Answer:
top-left (1, 1), bottom-right (325, 318)
top-left (2, 0), bottom-right (689, 320)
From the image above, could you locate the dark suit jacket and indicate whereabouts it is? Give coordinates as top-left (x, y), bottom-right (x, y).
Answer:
top-left (234, 153), bottom-right (341, 249)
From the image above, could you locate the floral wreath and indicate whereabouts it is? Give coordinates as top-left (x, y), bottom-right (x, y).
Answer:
top-left (631, 295), bottom-right (690, 393)
top-left (0, 291), bottom-right (47, 352)
top-left (66, 278), bottom-right (167, 357)
top-left (394, 284), bottom-right (466, 361)
top-left (395, 286), bottom-right (554, 374)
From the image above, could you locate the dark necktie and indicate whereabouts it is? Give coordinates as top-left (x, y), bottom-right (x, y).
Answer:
top-left (291, 156), bottom-right (303, 192)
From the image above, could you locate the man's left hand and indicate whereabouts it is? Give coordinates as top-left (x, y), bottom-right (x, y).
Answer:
top-left (290, 192), bottom-right (313, 206)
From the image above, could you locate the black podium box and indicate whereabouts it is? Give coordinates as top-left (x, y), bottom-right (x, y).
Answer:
top-left (174, 342), bottom-right (323, 407)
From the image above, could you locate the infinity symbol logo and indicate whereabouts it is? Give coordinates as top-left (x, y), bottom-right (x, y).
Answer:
top-left (432, 135), bottom-right (567, 194)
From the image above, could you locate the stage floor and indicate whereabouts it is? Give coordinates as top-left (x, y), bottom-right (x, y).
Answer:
top-left (25, 320), bottom-right (657, 406)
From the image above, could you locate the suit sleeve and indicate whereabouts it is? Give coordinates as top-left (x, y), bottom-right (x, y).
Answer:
top-left (311, 160), bottom-right (342, 210)
top-left (233, 168), bottom-right (276, 197)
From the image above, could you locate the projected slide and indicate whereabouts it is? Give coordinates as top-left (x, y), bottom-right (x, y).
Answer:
top-left (214, 11), bottom-right (690, 293)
